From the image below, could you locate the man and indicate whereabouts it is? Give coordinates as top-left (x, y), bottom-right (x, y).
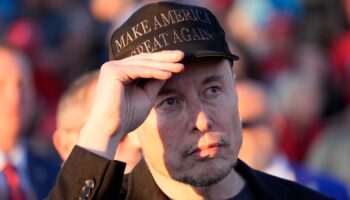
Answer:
top-left (53, 70), bottom-right (141, 173)
top-left (0, 44), bottom-right (60, 200)
top-left (47, 2), bottom-right (332, 199)
top-left (236, 80), bottom-right (349, 200)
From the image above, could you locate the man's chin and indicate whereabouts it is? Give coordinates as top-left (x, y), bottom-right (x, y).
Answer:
top-left (176, 159), bottom-right (235, 187)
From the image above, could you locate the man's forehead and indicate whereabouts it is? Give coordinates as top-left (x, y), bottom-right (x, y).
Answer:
top-left (158, 58), bottom-right (231, 93)
top-left (179, 57), bottom-right (231, 78)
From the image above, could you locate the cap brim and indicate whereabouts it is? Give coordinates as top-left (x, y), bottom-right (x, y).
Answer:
top-left (183, 50), bottom-right (239, 61)
top-left (136, 50), bottom-right (239, 86)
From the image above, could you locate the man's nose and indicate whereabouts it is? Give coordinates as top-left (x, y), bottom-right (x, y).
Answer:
top-left (194, 110), bottom-right (211, 133)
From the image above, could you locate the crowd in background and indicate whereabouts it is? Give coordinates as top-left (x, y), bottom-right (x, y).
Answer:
top-left (1, 0), bottom-right (350, 198)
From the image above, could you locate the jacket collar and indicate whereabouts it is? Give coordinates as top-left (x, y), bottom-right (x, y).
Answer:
top-left (235, 159), bottom-right (289, 200)
top-left (125, 159), bottom-right (168, 200)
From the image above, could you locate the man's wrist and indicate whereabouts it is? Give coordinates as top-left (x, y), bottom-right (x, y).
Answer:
top-left (77, 123), bottom-right (122, 160)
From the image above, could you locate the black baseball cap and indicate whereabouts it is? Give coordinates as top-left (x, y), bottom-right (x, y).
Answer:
top-left (110, 1), bottom-right (239, 62)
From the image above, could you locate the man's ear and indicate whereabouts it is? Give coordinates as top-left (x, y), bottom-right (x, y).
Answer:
top-left (53, 129), bottom-right (79, 161)
top-left (53, 129), bottom-right (65, 160)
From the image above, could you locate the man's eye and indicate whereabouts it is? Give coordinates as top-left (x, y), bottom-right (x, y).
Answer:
top-left (208, 87), bottom-right (219, 93)
top-left (158, 97), bottom-right (179, 111)
top-left (205, 86), bottom-right (221, 97)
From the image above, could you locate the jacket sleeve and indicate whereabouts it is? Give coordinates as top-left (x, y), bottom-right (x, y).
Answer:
top-left (46, 145), bottom-right (126, 200)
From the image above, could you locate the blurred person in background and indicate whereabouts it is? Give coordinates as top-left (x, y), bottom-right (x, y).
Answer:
top-left (89, 0), bottom-right (210, 39)
top-left (306, 103), bottom-right (350, 194)
top-left (4, 17), bottom-right (66, 142)
top-left (90, 0), bottom-right (137, 26)
top-left (271, 43), bottom-right (328, 164)
top-left (227, 0), bottom-right (350, 195)
top-left (53, 70), bottom-right (142, 174)
top-left (90, 0), bottom-right (141, 40)
top-left (303, 0), bottom-right (350, 193)
top-left (3, 0), bottom-right (101, 141)
top-left (236, 79), bottom-right (349, 200)
top-left (225, 0), bottom-right (302, 83)
top-left (0, 44), bottom-right (60, 200)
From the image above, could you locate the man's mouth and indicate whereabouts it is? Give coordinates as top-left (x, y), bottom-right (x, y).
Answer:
top-left (185, 142), bottom-right (225, 159)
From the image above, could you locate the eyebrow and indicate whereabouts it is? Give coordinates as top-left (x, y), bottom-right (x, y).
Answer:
top-left (158, 74), bottom-right (224, 96)
top-left (202, 74), bottom-right (224, 85)
top-left (158, 88), bottom-right (177, 96)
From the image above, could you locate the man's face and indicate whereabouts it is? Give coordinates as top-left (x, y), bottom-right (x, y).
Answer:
top-left (137, 58), bottom-right (242, 187)
top-left (0, 49), bottom-right (22, 151)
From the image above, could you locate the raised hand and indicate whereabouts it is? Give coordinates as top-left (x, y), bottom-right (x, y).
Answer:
top-left (77, 50), bottom-right (184, 159)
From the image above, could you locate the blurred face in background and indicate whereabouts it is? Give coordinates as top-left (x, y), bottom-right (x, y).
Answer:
top-left (0, 47), bottom-right (34, 152)
top-left (236, 81), bottom-right (277, 170)
top-left (54, 80), bottom-right (97, 161)
top-left (54, 75), bottom-right (141, 173)
top-left (90, 0), bottom-right (133, 22)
